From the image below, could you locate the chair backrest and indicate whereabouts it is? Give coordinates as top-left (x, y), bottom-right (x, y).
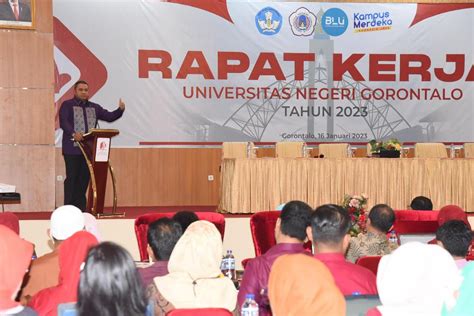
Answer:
top-left (319, 143), bottom-right (349, 158)
top-left (464, 143), bottom-right (474, 158)
top-left (275, 142), bottom-right (305, 158)
top-left (414, 143), bottom-right (447, 158)
top-left (249, 211), bottom-right (311, 256)
top-left (166, 308), bottom-right (232, 316)
top-left (345, 295), bottom-right (381, 316)
top-left (58, 303), bottom-right (77, 316)
top-left (355, 256), bottom-right (382, 276)
top-left (222, 142), bottom-right (254, 159)
top-left (393, 210), bottom-right (439, 235)
top-left (134, 212), bottom-right (226, 261)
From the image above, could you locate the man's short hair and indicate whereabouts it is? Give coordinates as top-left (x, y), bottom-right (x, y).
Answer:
top-left (436, 220), bottom-right (472, 258)
top-left (74, 80), bottom-right (88, 89)
top-left (410, 196), bottom-right (433, 211)
top-left (369, 204), bottom-right (396, 233)
top-left (311, 204), bottom-right (351, 245)
top-left (279, 200), bottom-right (312, 241)
top-left (172, 210), bottom-right (199, 232)
top-left (147, 218), bottom-right (183, 260)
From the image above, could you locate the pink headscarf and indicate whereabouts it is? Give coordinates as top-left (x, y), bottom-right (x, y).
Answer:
top-left (29, 231), bottom-right (98, 316)
top-left (0, 212), bottom-right (20, 235)
top-left (0, 225), bottom-right (33, 311)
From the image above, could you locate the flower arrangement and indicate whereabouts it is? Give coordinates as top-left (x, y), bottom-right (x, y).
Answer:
top-left (342, 194), bottom-right (368, 236)
top-left (369, 139), bottom-right (402, 157)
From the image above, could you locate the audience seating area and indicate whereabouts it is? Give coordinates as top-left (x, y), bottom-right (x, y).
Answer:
top-left (134, 212), bottom-right (226, 261)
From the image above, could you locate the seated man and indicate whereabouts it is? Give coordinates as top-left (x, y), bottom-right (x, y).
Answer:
top-left (237, 200), bottom-right (312, 316)
top-left (410, 196), bottom-right (433, 211)
top-left (309, 204), bottom-right (377, 295)
top-left (20, 205), bottom-right (85, 303)
top-left (436, 220), bottom-right (472, 270)
top-left (139, 217), bottom-right (183, 288)
top-left (346, 204), bottom-right (398, 263)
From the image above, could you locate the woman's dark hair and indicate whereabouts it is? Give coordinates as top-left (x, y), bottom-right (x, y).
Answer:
top-left (78, 242), bottom-right (148, 316)
top-left (172, 210), bottom-right (199, 232)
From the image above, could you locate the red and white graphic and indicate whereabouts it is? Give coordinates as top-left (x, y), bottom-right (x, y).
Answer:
top-left (53, 17), bottom-right (108, 129)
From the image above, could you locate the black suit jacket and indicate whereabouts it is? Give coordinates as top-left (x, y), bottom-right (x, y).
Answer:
top-left (0, 2), bottom-right (31, 22)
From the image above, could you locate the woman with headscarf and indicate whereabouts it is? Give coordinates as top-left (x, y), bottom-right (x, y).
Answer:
top-left (0, 212), bottom-right (20, 234)
top-left (442, 262), bottom-right (474, 315)
top-left (367, 242), bottom-right (462, 316)
top-left (0, 225), bottom-right (36, 315)
top-left (28, 231), bottom-right (98, 316)
top-left (148, 220), bottom-right (237, 315)
top-left (429, 205), bottom-right (472, 245)
top-left (268, 254), bottom-right (345, 316)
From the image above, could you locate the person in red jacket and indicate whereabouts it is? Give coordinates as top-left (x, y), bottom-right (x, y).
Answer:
top-left (308, 204), bottom-right (378, 296)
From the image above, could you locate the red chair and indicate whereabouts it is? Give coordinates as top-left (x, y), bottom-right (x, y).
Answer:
top-left (249, 211), bottom-right (312, 257)
top-left (134, 212), bottom-right (226, 261)
top-left (355, 256), bottom-right (382, 276)
top-left (393, 210), bottom-right (439, 235)
top-left (166, 308), bottom-right (232, 316)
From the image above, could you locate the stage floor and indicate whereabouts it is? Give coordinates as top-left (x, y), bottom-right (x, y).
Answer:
top-left (17, 206), bottom-right (254, 270)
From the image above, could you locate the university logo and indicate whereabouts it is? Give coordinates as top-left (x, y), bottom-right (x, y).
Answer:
top-left (289, 7), bottom-right (317, 37)
top-left (322, 8), bottom-right (348, 37)
top-left (255, 7), bottom-right (283, 35)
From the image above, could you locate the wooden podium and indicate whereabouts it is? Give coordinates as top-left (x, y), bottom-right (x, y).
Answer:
top-left (76, 129), bottom-right (124, 218)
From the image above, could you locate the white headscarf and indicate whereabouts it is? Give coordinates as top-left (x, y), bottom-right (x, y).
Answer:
top-left (83, 213), bottom-right (102, 241)
top-left (376, 242), bottom-right (462, 316)
top-left (154, 220), bottom-right (237, 311)
top-left (50, 205), bottom-right (85, 240)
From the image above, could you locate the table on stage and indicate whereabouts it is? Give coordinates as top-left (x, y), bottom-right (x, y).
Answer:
top-left (218, 158), bottom-right (474, 213)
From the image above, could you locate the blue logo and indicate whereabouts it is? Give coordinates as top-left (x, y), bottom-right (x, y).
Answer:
top-left (322, 8), bottom-right (348, 37)
top-left (255, 7), bottom-right (283, 36)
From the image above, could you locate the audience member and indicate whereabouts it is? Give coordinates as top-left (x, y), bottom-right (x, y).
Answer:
top-left (367, 242), bottom-right (461, 316)
top-left (28, 231), bottom-right (98, 316)
top-left (78, 242), bottom-right (149, 316)
top-left (442, 262), bottom-right (474, 316)
top-left (21, 205), bottom-right (85, 303)
top-left (238, 200), bottom-right (312, 315)
top-left (172, 210), bottom-right (198, 232)
top-left (436, 220), bottom-right (472, 269)
top-left (346, 204), bottom-right (397, 263)
top-left (0, 225), bottom-right (36, 316)
top-left (148, 220), bottom-right (237, 315)
top-left (410, 196), bottom-right (433, 211)
top-left (0, 212), bottom-right (20, 234)
top-left (308, 204), bottom-right (377, 295)
top-left (83, 213), bottom-right (102, 241)
top-left (140, 218), bottom-right (183, 288)
top-left (268, 254), bottom-right (345, 316)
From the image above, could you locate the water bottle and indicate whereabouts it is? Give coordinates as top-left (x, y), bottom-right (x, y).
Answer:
top-left (246, 142), bottom-right (253, 158)
top-left (389, 231), bottom-right (398, 245)
top-left (302, 143), bottom-right (307, 157)
top-left (347, 144), bottom-right (353, 158)
top-left (221, 250), bottom-right (236, 280)
top-left (450, 143), bottom-right (455, 158)
top-left (241, 294), bottom-right (259, 316)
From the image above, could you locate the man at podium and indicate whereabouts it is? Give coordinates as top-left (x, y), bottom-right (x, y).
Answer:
top-left (59, 80), bottom-right (125, 211)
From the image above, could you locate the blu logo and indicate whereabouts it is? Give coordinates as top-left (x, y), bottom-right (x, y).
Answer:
top-left (322, 8), bottom-right (348, 36)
